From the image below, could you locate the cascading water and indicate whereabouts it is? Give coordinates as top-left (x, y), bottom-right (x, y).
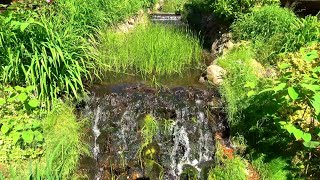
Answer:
top-left (81, 83), bottom-right (228, 179)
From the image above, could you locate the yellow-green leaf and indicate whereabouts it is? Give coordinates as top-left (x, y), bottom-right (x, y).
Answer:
top-left (288, 87), bottom-right (298, 101)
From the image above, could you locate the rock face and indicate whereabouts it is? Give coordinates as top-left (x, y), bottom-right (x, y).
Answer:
top-left (211, 33), bottom-right (233, 57)
top-left (206, 64), bottom-right (226, 85)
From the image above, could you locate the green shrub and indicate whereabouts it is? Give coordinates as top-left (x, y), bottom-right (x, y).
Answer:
top-left (0, 101), bottom-right (88, 179)
top-left (0, 12), bottom-right (94, 107)
top-left (232, 5), bottom-right (296, 42)
top-left (162, 0), bottom-right (191, 13)
top-left (0, 86), bottom-right (43, 162)
top-left (40, 102), bottom-right (89, 178)
top-left (211, 0), bottom-right (279, 21)
top-left (96, 24), bottom-right (201, 76)
top-left (209, 142), bottom-right (247, 180)
top-left (232, 5), bottom-right (320, 63)
top-left (252, 155), bottom-right (290, 180)
top-left (217, 45), bottom-right (260, 125)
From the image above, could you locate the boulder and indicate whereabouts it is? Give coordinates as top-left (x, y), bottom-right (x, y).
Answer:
top-left (206, 64), bottom-right (226, 85)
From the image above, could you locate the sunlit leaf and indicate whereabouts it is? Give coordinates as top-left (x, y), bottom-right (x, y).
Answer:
top-left (17, 92), bottom-right (28, 102)
top-left (279, 63), bottom-right (291, 69)
top-left (12, 132), bottom-right (20, 144)
top-left (0, 98), bottom-right (5, 105)
top-left (1, 124), bottom-right (10, 134)
top-left (273, 83), bottom-right (286, 92)
top-left (303, 50), bottom-right (319, 62)
top-left (302, 133), bottom-right (312, 142)
top-left (288, 87), bottom-right (298, 101)
top-left (247, 90), bottom-right (256, 97)
top-left (22, 130), bottom-right (34, 144)
top-left (303, 141), bottom-right (320, 148)
top-left (28, 99), bottom-right (40, 108)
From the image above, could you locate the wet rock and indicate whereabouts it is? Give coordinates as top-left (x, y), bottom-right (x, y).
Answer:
top-left (211, 33), bottom-right (232, 57)
top-left (206, 64), bottom-right (226, 85)
top-left (198, 76), bottom-right (206, 84)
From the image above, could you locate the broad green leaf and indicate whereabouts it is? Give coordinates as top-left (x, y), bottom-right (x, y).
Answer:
top-left (279, 63), bottom-right (291, 69)
top-left (1, 124), bottom-right (10, 134)
top-left (247, 90), bottom-right (256, 97)
top-left (17, 92), bottom-right (28, 102)
top-left (12, 132), bottom-right (20, 144)
top-left (0, 98), bottom-right (5, 105)
top-left (293, 129), bottom-right (303, 140)
top-left (311, 94), bottom-right (320, 115)
top-left (34, 131), bottom-right (43, 142)
top-left (273, 83), bottom-right (286, 92)
top-left (288, 87), bottom-right (299, 101)
top-left (303, 141), bottom-right (320, 148)
top-left (32, 121), bottom-right (41, 129)
top-left (28, 99), bottom-right (40, 108)
top-left (315, 128), bottom-right (320, 137)
top-left (15, 86), bottom-right (25, 92)
top-left (303, 50), bottom-right (319, 62)
top-left (244, 82), bottom-right (256, 89)
top-left (4, 87), bottom-right (14, 92)
top-left (25, 86), bottom-right (35, 92)
top-left (301, 84), bottom-right (320, 92)
top-left (22, 130), bottom-right (34, 144)
top-left (302, 133), bottom-right (312, 142)
top-left (20, 22), bottom-right (30, 32)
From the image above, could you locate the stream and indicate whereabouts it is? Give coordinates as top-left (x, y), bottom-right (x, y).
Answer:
top-left (79, 14), bottom-right (230, 180)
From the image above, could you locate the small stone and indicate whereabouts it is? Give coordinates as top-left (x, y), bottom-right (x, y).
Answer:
top-left (128, 18), bottom-right (135, 25)
top-left (199, 76), bottom-right (206, 84)
top-left (206, 64), bottom-right (226, 85)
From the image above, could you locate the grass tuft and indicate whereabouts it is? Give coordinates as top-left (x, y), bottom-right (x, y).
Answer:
top-left (96, 24), bottom-right (201, 77)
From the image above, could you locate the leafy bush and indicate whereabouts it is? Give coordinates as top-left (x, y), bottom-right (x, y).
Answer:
top-left (96, 24), bottom-right (201, 76)
top-left (0, 101), bottom-right (88, 179)
top-left (209, 142), bottom-right (247, 180)
top-left (232, 5), bottom-right (320, 63)
top-left (0, 86), bottom-right (43, 162)
top-left (211, 0), bottom-right (279, 21)
top-left (162, 0), bottom-right (191, 13)
top-left (252, 155), bottom-right (290, 180)
top-left (217, 45), bottom-right (260, 125)
top-left (40, 102), bottom-right (89, 178)
top-left (232, 5), bottom-right (296, 42)
top-left (0, 12), bottom-right (93, 107)
top-left (249, 44), bottom-right (320, 177)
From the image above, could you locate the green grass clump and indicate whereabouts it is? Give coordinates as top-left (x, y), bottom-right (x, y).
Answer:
top-left (97, 24), bottom-right (201, 76)
top-left (41, 102), bottom-right (89, 179)
top-left (252, 155), bottom-right (290, 180)
top-left (232, 5), bottom-right (320, 63)
top-left (209, 142), bottom-right (247, 180)
top-left (217, 45), bottom-right (260, 125)
top-left (0, 102), bottom-right (88, 179)
top-left (162, 0), bottom-right (190, 13)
